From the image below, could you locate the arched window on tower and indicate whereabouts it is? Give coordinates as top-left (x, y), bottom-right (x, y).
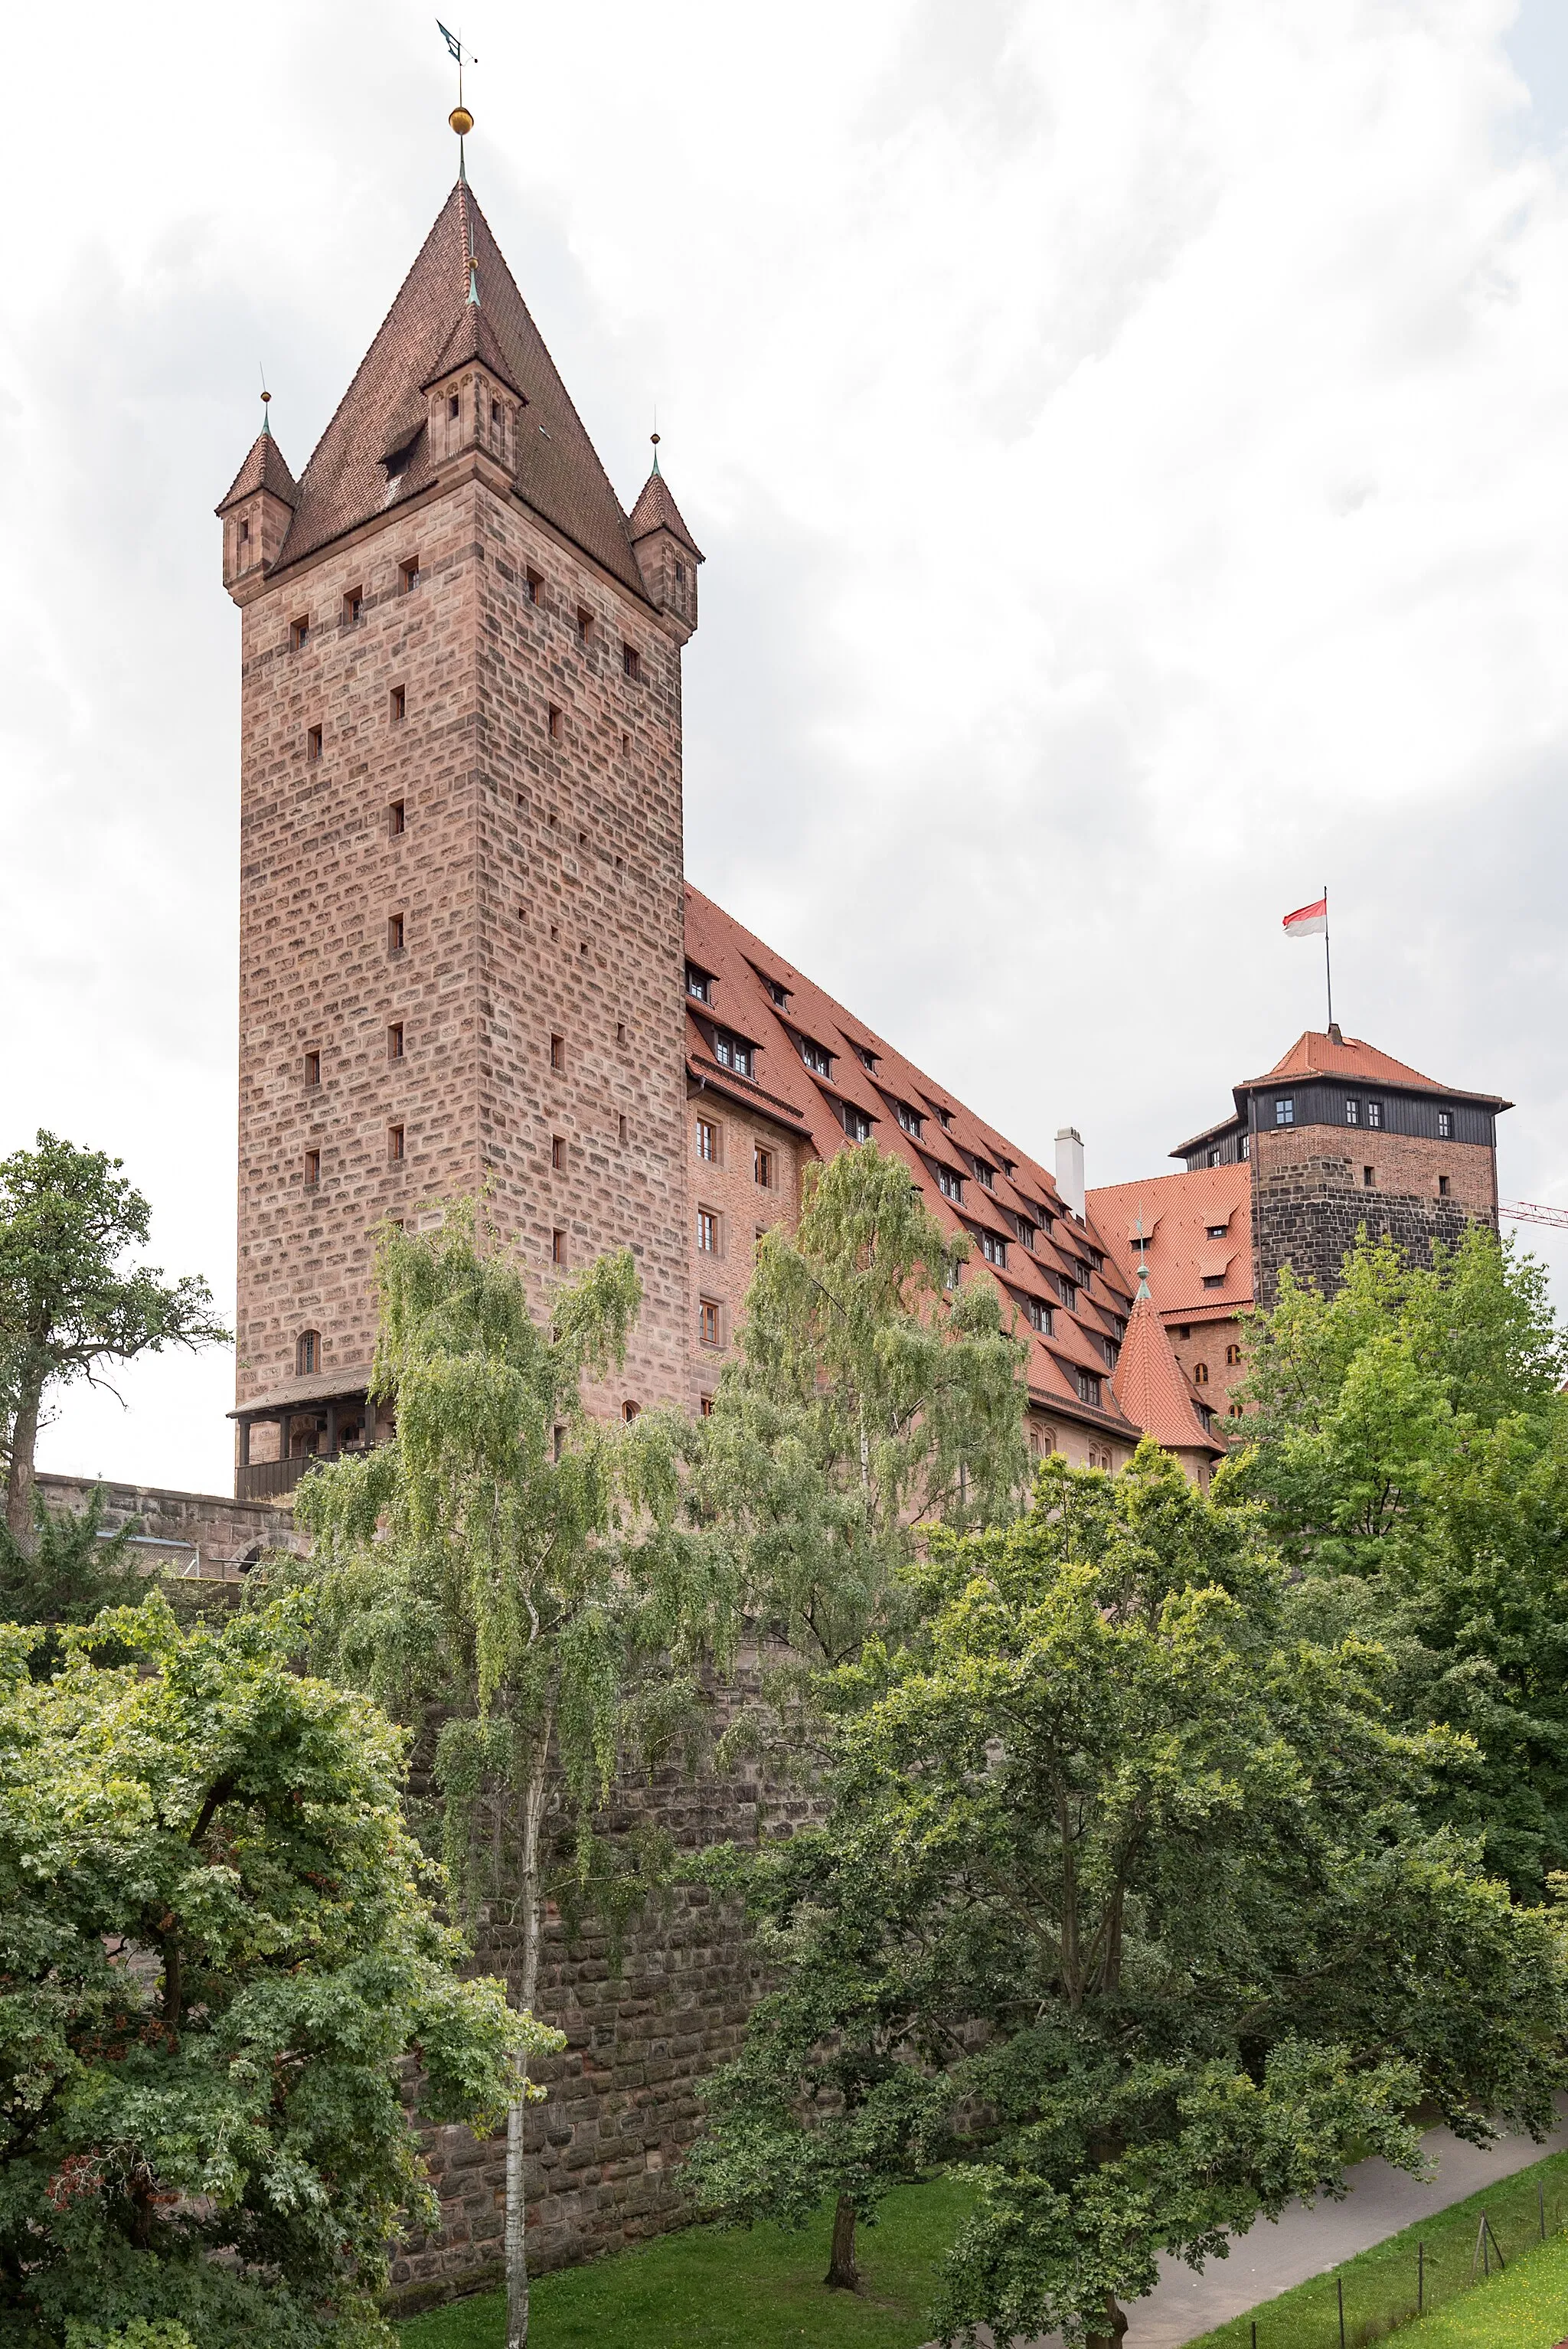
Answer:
top-left (297, 1329), bottom-right (321, 1377)
top-left (1192, 1361), bottom-right (1210, 1386)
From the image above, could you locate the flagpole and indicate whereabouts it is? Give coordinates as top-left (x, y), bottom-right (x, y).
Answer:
top-left (1323, 884), bottom-right (1333, 1031)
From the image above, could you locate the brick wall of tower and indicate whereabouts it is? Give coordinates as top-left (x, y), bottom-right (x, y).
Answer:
top-left (1250, 1122), bottom-right (1498, 1304)
top-left (234, 474), bottom-right (693, 1432)
top-left (469, 494), bottom-right (690, 1410)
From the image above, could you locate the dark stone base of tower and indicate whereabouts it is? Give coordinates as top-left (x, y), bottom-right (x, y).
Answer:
top-left (1250, 1147), bottom-right (1484, 1306)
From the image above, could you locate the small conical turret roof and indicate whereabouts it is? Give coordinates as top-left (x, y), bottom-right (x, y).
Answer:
top-left (1112, 1286), bottom-right (1224, 1459)
top-left (216, 426), bottom-right (299, 516)
top-left (270, 179), bottom-right (650, 599)
top-left (629, 462), bottom-right (704, 560)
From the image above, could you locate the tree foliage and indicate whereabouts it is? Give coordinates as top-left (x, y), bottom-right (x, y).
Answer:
top-left (0, 1593), bottom-right (541, 2349)
top-left (687, 1447), bottom-right (1568, 2348)
top-left (0, 1485), bottom-right (145, 1671)
top-left (272, 1206), bottom-right (733, 2349)
top-left (693, 1142), bottom-right (1030, 1668)
top-left (1229, 1227), bottom-right (1568, 1895)
top-left (0, 1135), bottom-right (228, 1548)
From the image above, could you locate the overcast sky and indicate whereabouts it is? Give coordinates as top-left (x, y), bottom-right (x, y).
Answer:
top-left (4, 0), bottom-right (1568, 1495)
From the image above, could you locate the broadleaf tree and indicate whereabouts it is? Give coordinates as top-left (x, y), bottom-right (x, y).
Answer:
top-left (686, 1446), bottom-right (1568, 2347)
top-left (0, 1592), bottom-right (541, 2349)
top-left (277, 1206), bottom-right (736, 2349)
top-left (1230, 1226), bottom-right (1568, 1895)
top-left (0, 1134), bottom-right (229, 1549)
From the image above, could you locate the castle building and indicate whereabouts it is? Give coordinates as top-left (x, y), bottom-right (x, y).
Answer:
top-left (216, 174), bottom-right (1507, 1503)
top-left (1088, 1024), bottom-right (1509, 1419)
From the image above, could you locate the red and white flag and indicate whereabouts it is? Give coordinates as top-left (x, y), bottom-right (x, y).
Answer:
top-left (1282, 895), bottom-right (1328, 939)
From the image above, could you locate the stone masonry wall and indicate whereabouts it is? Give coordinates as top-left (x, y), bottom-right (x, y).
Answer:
top-left (34, 1473), bottom-right (299, 1580)
top-left (1250, 1124), bottom-right (1497, 1305)
top-left (684, 1088), bottom-right (808, 1413)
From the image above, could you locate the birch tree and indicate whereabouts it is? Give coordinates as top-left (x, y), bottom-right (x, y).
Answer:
top-left (283, 1208), bottom-right (732, 2349)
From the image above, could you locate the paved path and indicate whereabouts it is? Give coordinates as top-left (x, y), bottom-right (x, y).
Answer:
top-left (929, 2104), bottom-right (1567, 2348)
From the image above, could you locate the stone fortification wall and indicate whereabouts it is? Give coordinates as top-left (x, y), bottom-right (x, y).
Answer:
top-left (34, 1473), bottom-right (299, 1581)
top-left (1250, 1127), bottom-right (1493, 1306)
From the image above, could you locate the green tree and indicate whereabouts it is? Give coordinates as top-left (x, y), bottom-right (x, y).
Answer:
top-left (0, 1484), bottom-right (144, 1674)
top-left (687, 1447), bottom-right (1568, 2347)
top-left (0, 1135), bottom-right (229, 1549)
top-left (0, 1592), bottom-right (544, 2349)
top-left (1230, 1226), bottom-right (1568, 1895)
top-left (694, 1141), bottom-right (1030, 1670)
top-left (276, 1207), bottom-right (732, 2349)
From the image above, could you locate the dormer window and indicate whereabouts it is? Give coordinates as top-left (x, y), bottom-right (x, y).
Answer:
top-left (1206, 1224), bottom-right (1227, 1240)
top-left (798, 1037), bottom-right (833, 1078)
top-left (975, 1161), bottom-right (995, 1190)
top-left (980, 1231), bottom-right (1007, 1266)
top-left (685, 963), bottom-right (713, 1003)
top-left (937, 1166), bottom-right (963, 1202)
top-left (844, 1106), bottom-right (874, 1143)
top-left (1018, 1220), bottom-right (1036, 1250)
top-left (936, 1107), bottom-right (952, 1129)
top-left (895, 1101), bottom-right (923, 1137)
top-left (853, 1043), bottom-right (879, 1071)
top-left (763, 975), bottom-right (790, 1007)
top-left (1025, 1297), bottom-right (1052, 1334)
top-left (713, 1031), bottom-right (754, 1079)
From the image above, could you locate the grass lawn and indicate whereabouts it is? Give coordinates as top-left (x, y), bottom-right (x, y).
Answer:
top-left (395, 2173), bottom-right (977, 2349)
top-left (1187, 2146), bottom-right (1568, 2349)
top-left (1383, 2229), bottom-right (1568, 2344)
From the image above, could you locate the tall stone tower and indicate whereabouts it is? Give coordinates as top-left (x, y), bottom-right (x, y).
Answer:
top-left (217, 178), bottom-right (702, 1494)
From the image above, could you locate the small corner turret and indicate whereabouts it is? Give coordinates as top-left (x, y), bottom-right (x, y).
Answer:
top-left (629, 437), bottom-right (703, 641)
top-left (216, 400), bottom-right (298, 603)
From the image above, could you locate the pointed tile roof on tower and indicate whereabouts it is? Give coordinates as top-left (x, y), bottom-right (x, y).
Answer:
top-left (215, 426), bottom-right (299, 515)
top-left (1112, 1282), bottom-right (1225, 1460)
top-left (629, 464), bottom-right (704, 560)
top-left (271, 181), bottom-right (651, 600)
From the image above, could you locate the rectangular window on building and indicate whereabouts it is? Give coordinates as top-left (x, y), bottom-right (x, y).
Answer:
top-left (622, 643), bottom-right (642, 681)
top-left (895, 1101), bottom-right (923, 1136)
top-left (1057, 1274), bottom-right (1078, 1311)
top-left (306, 725), bottom-right (322, 763)
top-left (1439, 1174), bottom-right (1451, 1197)
top-left (387, 799), bottom-right (405, 837)
top-left (390, 684), bottom-right (406, 723)
top-left (1364, 1165), bottom-right (1375, 1187)
top-left (697, 1207), bottom-right (719, 1253)
top-left (754, 1144), bottom-right (773, 1188)
top-left (550, 1033), bottom-right (565, 1070)
top-left (618, 1112), bottom-right (628, 1144)
top-left (548, 704), bottom-right (564, 740)
top-left (698, 1297), bottom-right (722, 1348)
top-left (1438, 1109), bottom-right (1452, 1139)
top-left (343, 586), bottom-right (363, 625)
top-left (552, 1228), bottom-right (567, 1265)
top-left (387, 912), bottom-right (404, 953)
top-left (696, 1118), bottom-right (718, 1163)
top-left (1077, 1369), bottom-right (1102, 1407)
top-left (303, 1050), bottom-right (321, 1088)
top-left (975, 1161), bottom-right (995, 1190)
top-left (699, 1391), bottom-right (714, 1416)
top-left (576, 604), bottom-right (593, 642)
top-left (552, 1134), bottom-right (565, 1171)
top-left (387, 1124), bottom-right (404, 1163)
top-left (387, 1024), bottom-right (403, 1063)
top-left (447, 392), bottom-right (460, 420)
top-left (524, 567), bottom-right (543, 603)
top-left (400, 557), bottom-right (420, 593)
top-left (1027, 1298), bottom-right (1052, 1334)
top-left (1240, 1132), bottom-right (1251, 1159)
top-left (1018, 1220), bottom-right (1036, 1250)
top-left (1345, 1098), bottom-right (1359, 1125)
top-left (844, 1106), bottom-right (873, 1143)
top-left (1202, 1273), bottom-right (1225, 1289)
top-left (303, 1148), bottom-right (320, 1188)
top-left (714, 1032), bottom-right (754, 1078)
top-left (798, 1036), bottom-right (834, 1077)
top-left (981, 1232), bottom-right (1007, 1266)
top-left (685, 963), bottom-right (712, 1002)
top-left (1276, 1097), bottom-right (1295, 1125)
top-left (937, 1166), bottom-right (963, 1201)
top-left (289, 616), bottom-right (309, 651)
top-left (1367, 1099), bottom-right (1383, 1129)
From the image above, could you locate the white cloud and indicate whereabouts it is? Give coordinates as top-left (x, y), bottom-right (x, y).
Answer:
top-left (2, 0), bottom-right (1566, 1492)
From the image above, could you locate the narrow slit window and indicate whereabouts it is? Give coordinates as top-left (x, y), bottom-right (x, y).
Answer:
top-left (387, 913), bottom-right (405, 954)
top-left (387, 799), bottom-right (405, 837)
top-left (297, 1330), bottom-right (319, 1376)
top-left (552, 1228), bottom-right (567, 1266)
top-left (1439, 1174), bottom-right (1451, 1197)
top-left (306, 724), bottom-right (322, 763)
top-left (576, 604), bottom-right (593, 642)
top-left (622, 643), bottom-right (642, 681)
top-left (387, 1124), bottom-right (404, 1163)
top-left (400, 557), bottom-right (420, 593)
top-left (303, 1050), bottom-right (321, 1088)
top-left (524, 567), bottom-right (543, 603)
top-left (552, 1135), bottom-right (566, 1170)
top-left (1364, 1165), bottom-right (1375, 1187)
top-left (618, 1112), bottom-right (628, 1144)
top-left (289, 616), bottom-right (309, 651)
top-left (548, 704), bottom-right (564, 740)
top-left (550, 1033), bottom-right (565, 1071)
top-left (390, 684), bottom-right (406, 723)
top-left (387, 1023), bottom-right (403, 1062)
top-left (447, 392), bottom-right (460, 420)
top-left (303, 1148), bottom-right (320, 1189)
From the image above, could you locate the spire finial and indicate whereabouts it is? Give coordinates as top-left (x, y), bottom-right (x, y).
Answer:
top-left (439, 21), bottom-right (476, 178)
top-left (260, 369), bottom-right (272, 438)
top-left (650, 429), bottom-right (662, 476)
top-left (1133, 1211), bottom-right (1151, 1300)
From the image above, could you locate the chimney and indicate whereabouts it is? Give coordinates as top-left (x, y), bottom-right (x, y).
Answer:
top-left (1055, 1126), bottom-right (1085, 1222)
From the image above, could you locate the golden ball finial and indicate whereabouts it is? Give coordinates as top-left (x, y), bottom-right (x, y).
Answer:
top-left (449, 104), bottom-right (474, 137)
top-left (260, 387), bottom-right (271, 405)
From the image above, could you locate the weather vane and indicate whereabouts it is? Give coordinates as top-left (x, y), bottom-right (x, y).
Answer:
top-left (437, 21), bottom-right (476, 158)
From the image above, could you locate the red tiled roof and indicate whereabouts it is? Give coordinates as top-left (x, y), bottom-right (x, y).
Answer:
top-left (215, 427), bottom-right (299, 516)
top-left (1086, 1163), bottom-right (1253, 1322)
top-left (684, 884), bottom-right (1141, 1438)
top-left (1112, 1289), bottom-right (1225, 1456)
top-left (1239, 1030), bottom-right (1511, 1108)
top-left (271, 181), bottom-right (650, 600)
top-left (629, 466), bottom-right (704, 560)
